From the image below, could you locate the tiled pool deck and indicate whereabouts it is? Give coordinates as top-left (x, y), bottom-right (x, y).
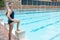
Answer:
top-left (0, 24), bottom-right (17, 40)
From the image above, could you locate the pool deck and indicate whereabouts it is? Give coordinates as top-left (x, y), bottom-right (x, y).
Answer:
top-left (0, 24), bottom-right (17, 40)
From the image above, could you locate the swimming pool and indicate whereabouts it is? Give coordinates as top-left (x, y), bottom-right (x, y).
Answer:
top-left (0, 9), bottom-right (60, 40)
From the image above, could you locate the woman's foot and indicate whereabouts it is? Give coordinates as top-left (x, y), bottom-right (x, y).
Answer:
top-left (17, 29), bottom-right (20, 31)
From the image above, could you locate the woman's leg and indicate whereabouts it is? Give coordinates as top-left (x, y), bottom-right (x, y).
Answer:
top-left (17, 20), bottom-right (20, 30)
top-left (9, 23), bottom-right (13, 40)
top-left (13, 19), bottom-right (20, 30)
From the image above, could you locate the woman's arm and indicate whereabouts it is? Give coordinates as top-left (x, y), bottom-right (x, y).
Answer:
top-left (7, 9), bottom-right (14, 21)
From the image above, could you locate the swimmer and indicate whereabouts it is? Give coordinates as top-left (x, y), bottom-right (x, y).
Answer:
top-left (6, 2), bottom-right (20, 40)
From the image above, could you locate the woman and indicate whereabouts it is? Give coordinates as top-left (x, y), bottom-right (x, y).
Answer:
top-left (6, 2), bottom-right (20, 40)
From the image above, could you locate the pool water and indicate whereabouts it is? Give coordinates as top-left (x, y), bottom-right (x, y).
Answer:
top-left (0, 10), bottom-right (60, 40)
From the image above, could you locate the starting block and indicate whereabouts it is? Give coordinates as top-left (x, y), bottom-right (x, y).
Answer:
top-left (15, 29), bottom-right (26, 40)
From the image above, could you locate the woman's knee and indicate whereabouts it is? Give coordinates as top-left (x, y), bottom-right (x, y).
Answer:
top-left (17, 20), bottom-right (20, 23)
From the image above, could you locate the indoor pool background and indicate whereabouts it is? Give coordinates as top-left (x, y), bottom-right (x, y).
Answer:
top-left (0, 9), bottom-right (60, 40)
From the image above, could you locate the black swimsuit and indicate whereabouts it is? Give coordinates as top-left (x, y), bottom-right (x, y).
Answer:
top-left (8, 11), bottom-right (14, 24)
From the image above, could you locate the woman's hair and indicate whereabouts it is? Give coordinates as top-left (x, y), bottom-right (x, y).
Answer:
top-left (8, 2), bottom-right (13, 5)
top-left (6, 11), bottom-right (8, 16)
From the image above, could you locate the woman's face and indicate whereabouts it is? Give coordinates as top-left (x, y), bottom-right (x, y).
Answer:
top-left (9, 3), bottom-right (13, 8)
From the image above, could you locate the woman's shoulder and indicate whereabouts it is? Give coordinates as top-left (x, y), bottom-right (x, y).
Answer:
top-left (7, 7), bottom-right (11, 12)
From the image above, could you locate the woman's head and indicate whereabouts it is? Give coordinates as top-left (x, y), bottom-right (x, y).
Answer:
top-left (8, 2), bottom-right (13, 8)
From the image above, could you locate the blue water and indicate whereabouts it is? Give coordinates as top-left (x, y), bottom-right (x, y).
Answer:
top-left (0, 10), bottom-right (60, 40)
